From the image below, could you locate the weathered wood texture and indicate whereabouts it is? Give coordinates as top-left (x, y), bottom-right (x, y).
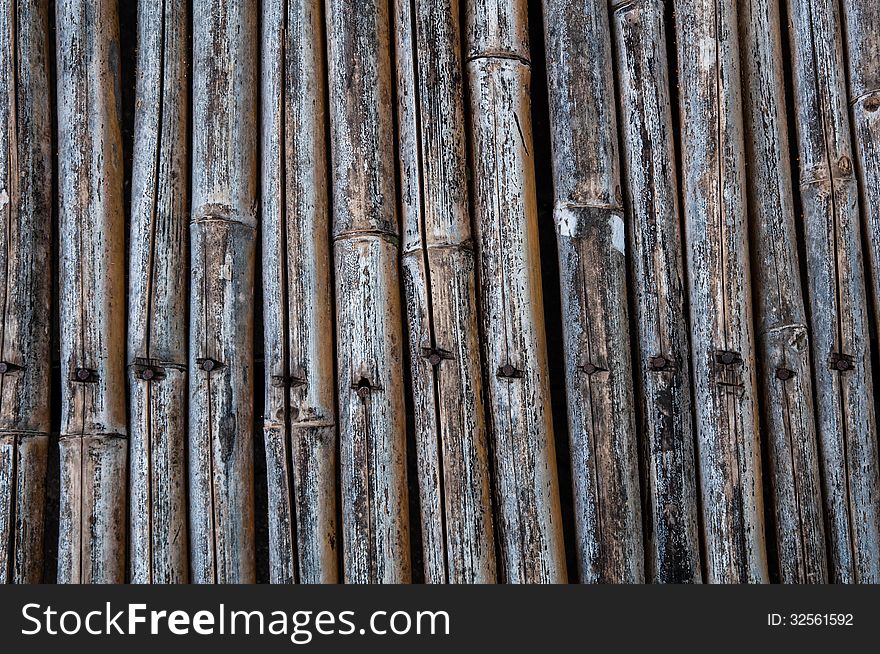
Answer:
top-left (127, 0), bottom-right (189, 584)
top-left (466, 0), bottom-right (567, 583)
top-left (326, 0), bottom-right (411, 584)
top-left (543, 0), bottom-right (643, 584)
top-left (788, 0), bottom-right (880, 583)
top-left (56, 0), bottom-right (127, 584)
top-left (675, 0), bottom-right (768, 583)
top-left (611, 0), bottom-right (702, 583)
top-left (189, 0), bottom-right (257, 583)
top-left (738, 0), bottom-right (827, 584)
top-left (396, 0), bottom-right (496, 584)
top-left (0, 0), bottom-right (51, 585)
top-left (261, 0), bottom-right (338, 584)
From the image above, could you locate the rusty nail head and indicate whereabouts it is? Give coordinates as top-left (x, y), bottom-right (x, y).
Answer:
top-left (0, 362), bottom-right (7, 374)
top-left (501, 364), bottom-right (516, 377)
top-left (429, 353), bottom-right (442, 366)
top-left (202, 359), bottom-right (215, 372)
top-left (649, 355), bottom-right (667, 370)
top-left (720, 352), bottom-right (736, 365)
top-left (775, 367), bottom-right (794, 381)
top-left (836, 358), bottom-right (852, 371)
top-left (582, 363), bottom-right (597, 375)
top-left (357, 385), bottom-right (371, 398)
top-left (76, 368), bottom-right (91, 381)
top-left (142, 368), bottom-right (155, 380)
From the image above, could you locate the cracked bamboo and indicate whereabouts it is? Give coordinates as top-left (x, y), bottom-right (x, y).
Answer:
top-left (0, 0), bottom-right (51, 584)
top-left (261, 0), bottom-right (338, 584)
top-left (465, 0), bottom-right (567, 583)
top-left (738, 0), bottom-right (827, 583)
top-left (675, 0), bottom-right (768, 583)
top-left (326, 0), bottom-right (411, 583)
top-left (396, 0), bottom-right (496, 584)
top-left (128, 0), bottom-right (189, 584)
top-left (56, 0), bottom-right (127, 584)
top-left (189, 0), bottom-right (258, 583)
top-left (788, 0), bottom-right (880, 583)
top-left (611, 0), bottom-right (702, 583)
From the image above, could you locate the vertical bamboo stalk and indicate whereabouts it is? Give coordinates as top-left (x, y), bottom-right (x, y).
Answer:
top-left (465, 0), bottom-right (566, 583)
top-left (326, 0), bottom-right (410, 583)
top-left (0, 0), bottom-right (51, 584)
top-left (127, 0), bottom-right (189, 584)
top-left (674, 0), bottom-right (768, 583)
top-left (542, 0), bottom-right (643, 584)
top-left (788, 0), bottom-right (880, 583)
top-left (611, 0), bottom-right (702, 583)
top-left (395, 0), bottom-right (496, 584)
top-left (56, 0), bottom-right (127, 584)
top-left (261, 0), bottom-right (338, 584)
top-left (738, 0), bottom-right (827, 583)
top-left (189, 0), bottom-right (258, 583)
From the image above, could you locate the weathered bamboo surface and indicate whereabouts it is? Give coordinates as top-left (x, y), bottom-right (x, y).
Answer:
top-left (611, 0), bottom-right (701, 584)
top-left (0, 0), bottom-right (51, 585)
top-left (396, 0), bottom-right (496, 584)
top-left (543, 0), bottom-right (643, 584)
top-left (788, 0), bottom-right (880, 583)
top-left (326, 0), bottom-right (410, 583)
top-left (189, 0), bottom-right (258, 583)
top-left (261, 0), bottom-right (338, 585)
top-left (128, 0), bottom-right (189, 584)
top-left (675, 0), bottom-right (768, 583)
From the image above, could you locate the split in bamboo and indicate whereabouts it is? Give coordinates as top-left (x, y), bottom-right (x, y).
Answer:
top-left (326, 0), bottom-right (410, 583)
top-left (674, 0), bottom-right (768, 583)
top-left (787, 0), bottom-right (880, 583)
top-left (738, 0), bottom-right (827, 583)
top-left (56, 0), bottom-right (127, 584)
top-left (395, 0), bottom-right (496, 584)
top-left (189, 0), bottom-right (258, 583)
top-left (465, 0), bottom-right (567, 583)
top-left (0, 0), bottom-right (51, 584)
top-left (610, 0), bottom-right (702, 583)
top-left (261, 0), bottom-right (338, 584)
top-left (128, 0), bottom-right (189, 584)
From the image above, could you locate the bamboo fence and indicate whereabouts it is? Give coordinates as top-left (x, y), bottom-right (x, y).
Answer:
top-left (0, 0), bottom-right (879, 584)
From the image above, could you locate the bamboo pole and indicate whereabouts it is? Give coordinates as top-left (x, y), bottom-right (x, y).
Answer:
top-left (189, 0), bottom-right (258, 583)
top-left (127, 0), bottom-right (189, 584)
top-left (542, 0), bottom-right (643, 584)
top-left (465, 0), bottom-right (567, 583)
top-left (787, 0), bottom-right (880, 583)
top-left (738, 0), bottom-right (827, 583)
top-left (395, 0), bottom-right (496, 584)
top-left (674, 0), bottom-right (768, 583)
top-left (326, 0), bottom-right (410, 583)
top-left (610, 0), bottom-right (702, 583)
top-left (0, 0), bottom-right (51, 584)
top-left (56, 0), bottom-right (127, 584)
top-left (261, 0), bottom-right (338, 584)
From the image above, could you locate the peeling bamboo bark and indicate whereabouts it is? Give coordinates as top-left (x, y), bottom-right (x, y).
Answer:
top-left (738, 0), bottom-right (827, 584)
top-left (0, 0), bottom-right (51, 585)
top-left (543, 0), bottom-right (643, 584)
top-left (611, 0), bottom-right (702, 583)
top-left (190, 0), bottom-right (257, 583)
top-left (56, 0), bottom-right (127, 584)
top-left (262, 0), bottom-right (338, 585)
top-left (465, 0), bottom-right (566, 583)
top-left (128, 0), bottom-right (189, 584)
top-left (396, 0), bottom-right (496, 584)
top-left (326, 0), bottom-right (410, 583)
top-left (788, 0), bottom-right (880, 583)
top-left (675, 0), bottom-right (768, 583)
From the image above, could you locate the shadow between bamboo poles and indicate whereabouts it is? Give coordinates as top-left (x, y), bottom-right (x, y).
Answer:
top-left (189, 0), bottom-right (258, 584)
top-left (610, 0), bottom-right (702, 583)
top-left (788, 0), bottom-right (880, 583)
top-left (738, 0), bottom-right (827, 584)
top-left (261, 0), bottom-right (338, 585)
top-left (56, 0), bottom-right (127, 584)
top-left (326, 0), bottom-right (410, 584)
top-left (395, 0), bottom-right (496, 584)
top-left (674, 0), bottom-right (768, 583)
top-left (465, 0), bottom-right (567, 583)
top-left (0, 0), bottom-right (52, 584)
top-left (542, 0), bottom-right (644, 584)
top-left (127, 0), bottom-right (189, 585)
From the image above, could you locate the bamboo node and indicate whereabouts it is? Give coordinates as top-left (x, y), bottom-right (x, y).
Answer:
top-left (865, 95), bottom-right (880, 112)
